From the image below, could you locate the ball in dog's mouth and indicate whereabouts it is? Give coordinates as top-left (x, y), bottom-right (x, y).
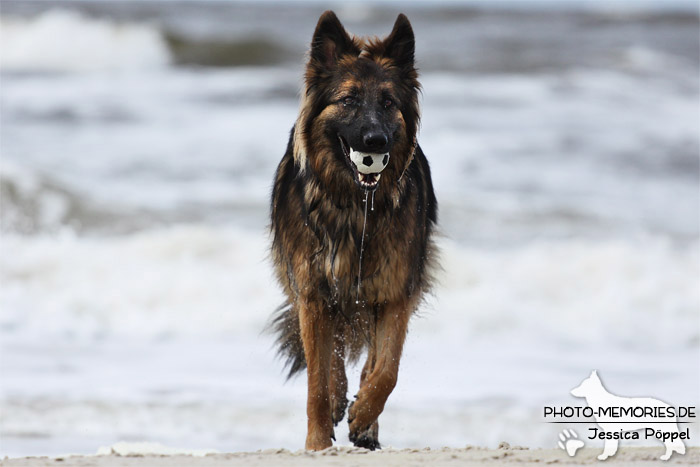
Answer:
top-left (338, 135), bottom-right (389, 190)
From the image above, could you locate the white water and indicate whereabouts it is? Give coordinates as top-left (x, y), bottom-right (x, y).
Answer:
top-left (1, 229), bottom-right (697, 455)
top-left (0, 10), bottom-right (170, 72)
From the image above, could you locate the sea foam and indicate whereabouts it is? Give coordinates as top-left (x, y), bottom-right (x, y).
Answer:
top-left (0, 10), bottom-right (170, 72)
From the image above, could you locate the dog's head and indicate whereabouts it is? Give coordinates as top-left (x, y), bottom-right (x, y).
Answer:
top-left (296, 11), bottom-right (420, 192)
top-left (570, 370), bottom-right (603, 398)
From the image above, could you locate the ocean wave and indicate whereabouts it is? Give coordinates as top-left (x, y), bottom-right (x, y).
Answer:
top-left (0, 9), bottom-right (296, 72)
top-left (163, 32), bottom-right (293, 67)
top-left (0, 226), bottom-right (696, 350)
top-left (1, 3), bottom-right (697, 74)
top-left (1, 228), bottom-right (697, 454)
top-left (1, 163), bottom-right (84, 233)
top-left (0, 163), bottom-right (165, 234)
top-left (0, 10), bottom-right (170, 72)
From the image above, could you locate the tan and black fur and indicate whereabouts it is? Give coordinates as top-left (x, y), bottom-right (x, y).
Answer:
top-left (269, 11), bottom-right (437, 451)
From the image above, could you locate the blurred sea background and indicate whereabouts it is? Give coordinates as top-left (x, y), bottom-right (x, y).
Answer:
top-left (1, 0), bottom-right (698, 457)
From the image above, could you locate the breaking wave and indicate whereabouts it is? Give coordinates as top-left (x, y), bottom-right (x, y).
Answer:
top-left (0, 10), bottom-right (170, 72)
top-left (0, 163), bottom-right (164, 234)
top-left (0, 9), bottom-right (294, 72)
top-left (0, 163), bottom-right (89, 233)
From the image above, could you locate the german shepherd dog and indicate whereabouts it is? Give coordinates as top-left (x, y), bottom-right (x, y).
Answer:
top-left (270, 11), bottom-right (437, 451)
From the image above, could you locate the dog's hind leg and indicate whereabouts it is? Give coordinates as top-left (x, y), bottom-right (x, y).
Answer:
top-left (598, 439), bottom-right (618, 460)
top-left (299, 300), bottom-right (335, 450)
top-left (348, 299), bottom-right (412, 449)
top-left (660, 425), bottom-right (685, 460)
top-left (330, 326), bottom-right (348, 426)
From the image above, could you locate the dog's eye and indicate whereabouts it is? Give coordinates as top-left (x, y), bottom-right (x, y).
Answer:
top-left (383, 98), bottom-right (393, 109)
top-left (342, 96), bottom-right (356, 106)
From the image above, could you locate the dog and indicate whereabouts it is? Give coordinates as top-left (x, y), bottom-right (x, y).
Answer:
top-left (269, 11), bottom-right (437, 451)
top-left (571, 370), bottom-right (686, 461)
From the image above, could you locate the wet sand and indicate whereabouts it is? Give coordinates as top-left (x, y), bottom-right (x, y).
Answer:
top-left (4, 445), bottom-right (698, 466)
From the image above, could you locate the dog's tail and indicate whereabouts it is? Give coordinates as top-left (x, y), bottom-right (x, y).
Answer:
top-left (266, 302), bottom-right (306, 379)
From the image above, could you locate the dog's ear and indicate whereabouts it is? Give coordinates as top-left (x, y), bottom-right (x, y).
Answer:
top-left (383, 14), bottom-right (415, 70)
top-left (310, 11), bottom-right (359, 70)
top-left (591, 370), bottom-right (599, 380)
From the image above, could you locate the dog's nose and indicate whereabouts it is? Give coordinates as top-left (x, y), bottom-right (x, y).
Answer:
top-left (363, 132), bottom-right (388, 152)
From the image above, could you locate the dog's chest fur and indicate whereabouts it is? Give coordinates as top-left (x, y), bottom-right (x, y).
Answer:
top-left (312, 194), bottom-right (415, 305)
top-left (271, 152), bottom-right (426, 308)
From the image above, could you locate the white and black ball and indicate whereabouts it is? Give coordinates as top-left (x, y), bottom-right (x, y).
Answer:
top-left (349, 150), bottom-right (390, 174)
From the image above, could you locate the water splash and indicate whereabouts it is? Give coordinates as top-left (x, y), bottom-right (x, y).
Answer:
top-left (356, 190), bottom-right (369, 304)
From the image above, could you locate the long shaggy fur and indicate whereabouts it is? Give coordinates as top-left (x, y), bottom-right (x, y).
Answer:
top-left (267, 10), bottom-right (437, 450)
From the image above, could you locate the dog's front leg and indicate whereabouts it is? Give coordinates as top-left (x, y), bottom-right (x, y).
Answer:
top-left (348, 299), bottom-right (412, 447)
top-left (348, 329), bottom-right (380, 449)
top-left (598, 438), bottom-right (619, 460)
top-left (298, 299), bottom-right (334, 450)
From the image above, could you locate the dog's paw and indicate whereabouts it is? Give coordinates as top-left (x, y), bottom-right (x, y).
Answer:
top-left (349, 423), bottom-right (380, 451)
top-left (557, 429), bottom-right (584, 457)
top-left (351, 430), bottom-right (381, 450)
top-left (347, 401), bottom-right (380, 450)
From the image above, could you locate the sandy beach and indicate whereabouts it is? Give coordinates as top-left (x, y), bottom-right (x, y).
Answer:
top-left (4, 445), bottom-right (699, 466)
